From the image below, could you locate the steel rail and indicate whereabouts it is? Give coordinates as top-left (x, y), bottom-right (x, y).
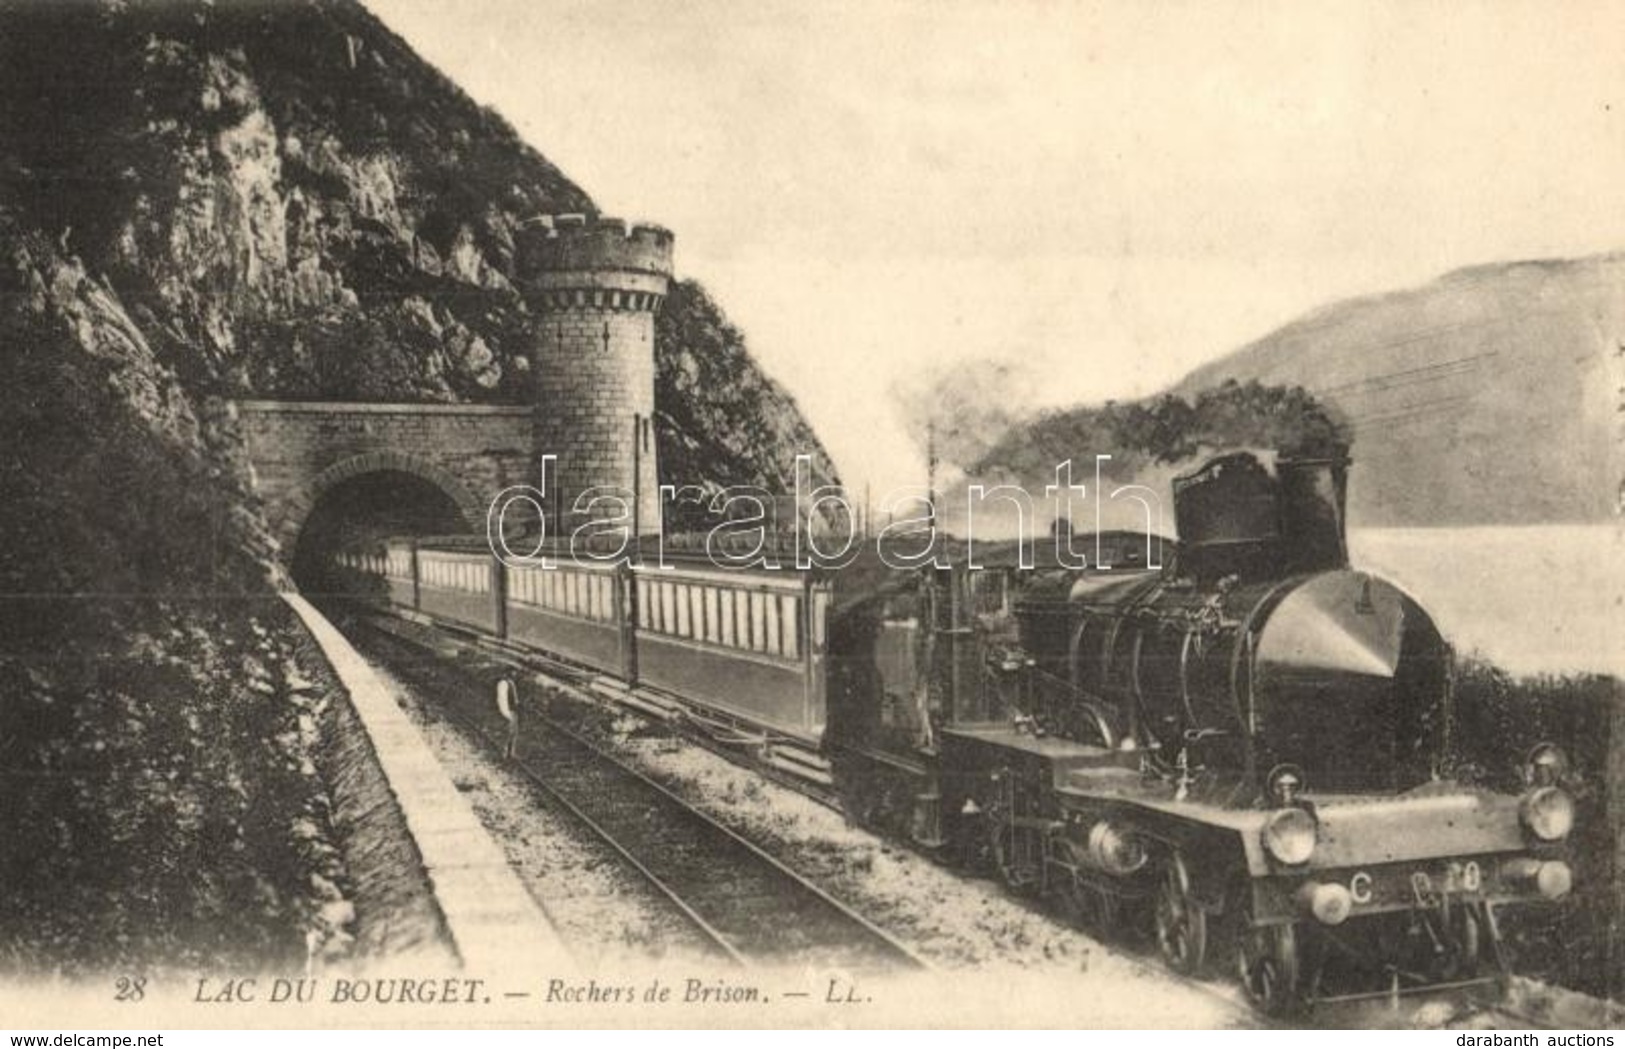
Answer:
top-left (451, 698), bottom-right (750, 969)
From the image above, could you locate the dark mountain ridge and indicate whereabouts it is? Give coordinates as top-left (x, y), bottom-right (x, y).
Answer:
top-left (1173, 253), bottom-right (1625, 526)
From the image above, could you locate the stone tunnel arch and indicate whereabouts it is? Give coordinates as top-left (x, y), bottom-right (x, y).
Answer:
top-left (285, 451), bottom-right (487, 592)
top-left (296, 451), bottom-right (487, 536)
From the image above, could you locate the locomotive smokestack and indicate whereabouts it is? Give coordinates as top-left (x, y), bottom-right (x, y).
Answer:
top-left (1170, 449), bottom-right (1351, 583)
top-left (1276, 454), bottom-right (1351, 574)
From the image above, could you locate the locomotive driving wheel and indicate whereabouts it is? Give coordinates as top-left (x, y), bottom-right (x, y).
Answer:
top-left (1071, 880), bottom-right (1124, 935)
top-left (1237, 916), bottom-right (1304, 1016)
top-left (982, 769), bottom-right (1040, 895)
top-left (1053, 847), bottom-right (1124, 935)
top-left (1154, 850), bottom-right (1208, 975)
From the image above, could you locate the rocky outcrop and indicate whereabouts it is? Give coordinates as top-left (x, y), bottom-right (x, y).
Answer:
top-left (0, 0), bottom-right (834, 494)
top-left (969, 254), bottom-right (1624, 528)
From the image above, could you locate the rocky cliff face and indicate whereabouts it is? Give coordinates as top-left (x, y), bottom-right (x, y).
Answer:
top-left (0, 215), bottom-right (354, 973)
top-left (973, 254), bottom-right (1624, 528)
top-left (0, 0), bottom-right (835, 490)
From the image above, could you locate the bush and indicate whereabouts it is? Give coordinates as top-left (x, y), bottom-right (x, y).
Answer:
top-left (1448, 657), bottom-right (1620, 997)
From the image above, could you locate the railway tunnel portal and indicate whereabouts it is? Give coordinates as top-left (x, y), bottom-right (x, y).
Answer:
top-left (232, 213), bottom-right (675, 588)
top-left (235, 399), bottom-right (533, 590)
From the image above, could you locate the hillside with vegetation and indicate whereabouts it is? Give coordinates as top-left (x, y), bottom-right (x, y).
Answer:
top-left (969, 379), bottom-right (1348, 487)
top-left (1174, 255), bottom-right (1625, 525)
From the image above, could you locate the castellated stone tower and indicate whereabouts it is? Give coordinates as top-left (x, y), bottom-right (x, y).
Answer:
top-left (516, 214), bottom-right (673, 539)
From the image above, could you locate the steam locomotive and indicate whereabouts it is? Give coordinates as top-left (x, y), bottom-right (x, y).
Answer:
top-left (331, 450), bottom-right (1576, 1013)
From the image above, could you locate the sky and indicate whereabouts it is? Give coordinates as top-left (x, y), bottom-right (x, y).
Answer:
top-left (370, 0), bottom-right (1625, 498)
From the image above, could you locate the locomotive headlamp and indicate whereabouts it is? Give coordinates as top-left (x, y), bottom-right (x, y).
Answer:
top-left (1262, 807), bottom-right (1318, 866)
top-left (1523, 743), bottom-right (1571, 788)
top-left (1520, 786), bottom-right (1576, 842)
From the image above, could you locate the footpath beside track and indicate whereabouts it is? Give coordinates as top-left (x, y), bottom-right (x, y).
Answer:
top-left (282, 593), bottom-right (566, 972)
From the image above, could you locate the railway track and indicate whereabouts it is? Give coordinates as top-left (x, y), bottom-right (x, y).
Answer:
top-left (343, 612), bottom-right (929, 975)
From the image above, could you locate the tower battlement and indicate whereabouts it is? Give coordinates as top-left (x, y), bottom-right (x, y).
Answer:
top-left (517, 214), bottom-right (674, 305)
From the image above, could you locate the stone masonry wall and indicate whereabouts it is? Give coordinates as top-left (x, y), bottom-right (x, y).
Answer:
top-left (531, 307), bottom-right (659, 532)
top-left (236, 400), bottom-right (535, 549)
top-left (518, 214), bottom-right (674, 538)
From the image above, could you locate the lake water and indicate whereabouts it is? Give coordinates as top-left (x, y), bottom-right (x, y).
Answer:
top-left (1349, 525), bottom-right (1625, 679)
